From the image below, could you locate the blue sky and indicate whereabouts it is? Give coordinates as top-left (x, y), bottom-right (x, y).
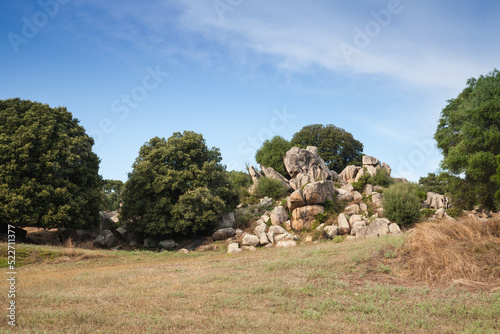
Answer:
top-left (1, 0), bottom-right (499, 182)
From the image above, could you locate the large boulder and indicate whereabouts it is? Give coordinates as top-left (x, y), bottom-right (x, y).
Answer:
top-left (366, 219), bottom-right (390, 238)
top-left (382, 163), bottom-right (392, 176)
top-left (284, 146), bottom-right (331, 191)
top-left (287, 189), bottom-right (306, 211)
top-left (291, 205), bottom-right (324, 231)
top-left (270, 206), bottom-right (288, 226)
top-left (324, 225), bottom-right (339, 239)
top-left (93, 230), bottom-right (116, 248)
top-left (344, 204), bottom-right (360, 215)
top-left (212, 228), bottom-right (236, 241)
top-left (268, 225), bottom-right (287, 235)
top-left (339, 165), bottom-right (362, 184)
top-left (424, 192), bottom-right (451, 209)
top-left (216, 212), bottom-right (235, 230)
top-left (258, 197), bottom-right (273, 208)
top-left (303, 180), bottom-right (335, 205)
top-left (227, 243), bottom-right (241, 254)
top-left (389, 223), bottom-right (402, 235)
top-left (99, 212), bottom-right (115, 232)
top-left (371, 192), bottom-right (383, 207)
top-left (338, 213), bottom-right (350, 235)
top-left (242, 234), bottom-right (260, 247)
top-left (362, 156), bottom-right (379, 166)
top-left (260, 165), bottom-right (292, 191)
top-left (248, 166), bottom-right (262, 194)
top-left (159, 239), bottom-right (177, 250)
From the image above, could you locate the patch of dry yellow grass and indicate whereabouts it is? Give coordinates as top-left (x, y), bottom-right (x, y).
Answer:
top-left (399, 216), bottom-right (500, 285)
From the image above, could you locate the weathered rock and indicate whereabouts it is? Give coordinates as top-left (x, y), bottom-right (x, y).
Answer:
top-left (93, 230), bottom-right (116, 248)
top-left (316, 223), bottom-right (325, 232)
top-left (338, 213), bottom-right (350, 235)
top-left (366, 165), bottom-right (378, 177)
top-left (371, 192), bottom-right (383, 207)
top-left (324, 225), bottom-right (339, 239)
top-left (267, 232), bottom-right (274, 244)
top-left (284, 220), bottom-right (291, 230)
top-left (270, 206), bottom-right (288, 226)
top-left (359, 202), bottom-right (368, 212)
top-left (335, 188), bottom-right (353, 201)
top-left (227, 243), bottom-right (241, 254)
top-left (143, 236), bottom-right (158, 248)
top-left (352, 191), bottom-right (363, 202)
top-left (344, 204), bottom-right (360, 215)
top-left (363, 156), bottom-right (379, 166)
top-left (276, 240), bottom-right (297, 248)
top-left (366, 218), bottom-right (390, 238)
top-left (235, 228), bottom-right (244, 238)
top-left (248, 166), bottom-right (261, 185)
top-left (287, 189), bottom-right (306, 211)
top-left (354, 168), bottom-right (366, 182)
top-left (339, 165), bottom-right (362, 184)
top-left (159, 239), bottom-right (177, 250)
top-left (242, 234), bottom-right (260, 247)
top-left (291, 205), bottom-right (324, 231)
top-left (260, 165), bottom-right (292, 191)
top-left (254, 222), bottom-right (267, 234)
top-left (242, 246), bottom-right (257, 251)
top-left (284, 146), bottom-right (331, 190)
top-left (382, 162), bottom-right (392, 176)
top-left (330, 170), bottom-right (339, 181)
top-left (349, 215), bottom-right (364, 226)
top-left (389, 223), bottom-right (402, 235)
top-left (212, 228), bottom-right (236, 241)
top-left (342, 184), bottom-right (355, 193)
top-left (115, 227), bottom-right (128, 240)
top-left (99, 212), bottom-right (115, 232)
top-left (216, 212), bottom-right (235, 229)
top-left (363, 184), bottom-right (373, 195)
top-left (303, 180), bottom-right (335, 205)
top-left (269, 225), bottom-right (287, 235)
top-left (177, 248), bottom-right (190, 254)
top-left (351, 221), bottom-right (367, 237)
top-left (258, 232), bottom-right (269, 245)
top-left (425, 192), bottom-right (451, 210)
top-left (258, 197), bottom-right (273, 208)
top-left (435, 208), bottom-right (445, 219)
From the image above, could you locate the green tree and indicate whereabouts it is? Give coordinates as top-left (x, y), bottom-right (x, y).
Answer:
top-left (0, 98), bottom-right (101, 229)
top-left (100, 179), bottom-right (124, 211)
top-left (255, 136), bottom-right (293, 176)
top-left (291, 124), bottom-right (363, 173)
top-left (434, 69), bottom-right (500, 210)
top-left (495, 155), bottom-right (500, 205)
top-left (418, 172), bottom-right (448, 195)
top-left (120, 131), bottom-right (239, 236)
top-left (383, 183), bottom-right (421, 225)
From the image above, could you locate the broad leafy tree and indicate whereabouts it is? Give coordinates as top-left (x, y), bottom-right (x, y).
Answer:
top-left (120, 131), bottom-right (239, 236)
top-left (435, 69), bottom-right (500, 210)
top-left (291, 124), bottom-right (363, 173)
top-left (0, 98), bottom-right (101, 228)
top-left (255, 136), bottom-right (293, 176)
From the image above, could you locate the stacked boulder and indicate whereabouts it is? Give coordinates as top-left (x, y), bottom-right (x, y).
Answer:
top-left (317, 214), bottom-right (402, 240)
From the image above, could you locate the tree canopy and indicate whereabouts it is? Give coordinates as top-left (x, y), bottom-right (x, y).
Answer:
top-left (255, 136), bottom-right (293, 176)
top-left (291, 124), bottom-right (363, 173)
top-left (434, 69), bottom-right (500, 210)
top-left (0, 98), bottom-right (101, 229)
top-left (100, 179), bottom-right (124, 211)
top-left (120, 131), bottom-right (239, 236)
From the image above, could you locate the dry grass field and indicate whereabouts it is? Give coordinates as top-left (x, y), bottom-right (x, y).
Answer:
top-left (1, 218), bottom-right (499, 333)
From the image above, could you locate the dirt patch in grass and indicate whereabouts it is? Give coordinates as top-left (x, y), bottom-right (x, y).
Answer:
top-left (397, 216), bottom-right (500, 290)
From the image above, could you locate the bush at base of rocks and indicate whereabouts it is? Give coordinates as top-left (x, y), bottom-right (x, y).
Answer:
top-left (383, 183), bottom-right (421, 225)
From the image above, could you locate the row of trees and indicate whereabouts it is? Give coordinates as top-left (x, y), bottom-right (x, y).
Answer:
top-left (0, 69), bottom-right (499, 236)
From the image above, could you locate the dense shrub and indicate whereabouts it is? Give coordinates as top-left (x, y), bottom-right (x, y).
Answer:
top-left (0, 98), bottom-right (101, 229)
top-left (369, 168), bottom-right (393, 188)
top-left (254, 177), bottom-right (288, 200)
top-left (383, 183), bottom-right (421, 225)
top-left (255, 136), bottom-right (293, 176)
top-left (120, 132), bottom-right (239, 236)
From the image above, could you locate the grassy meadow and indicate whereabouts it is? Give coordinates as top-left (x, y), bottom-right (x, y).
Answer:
top-left (1, 229), bottom-right (499, 333)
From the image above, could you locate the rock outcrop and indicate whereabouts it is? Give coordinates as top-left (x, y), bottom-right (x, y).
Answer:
top-left (291, 205), bottom-right (324, 231)
top-left (424, 192), bottom-right (451, 209)
top-left (284, 146), bottom-right (331, 191)
top-left (260, 165), bottom-right (292, 191)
